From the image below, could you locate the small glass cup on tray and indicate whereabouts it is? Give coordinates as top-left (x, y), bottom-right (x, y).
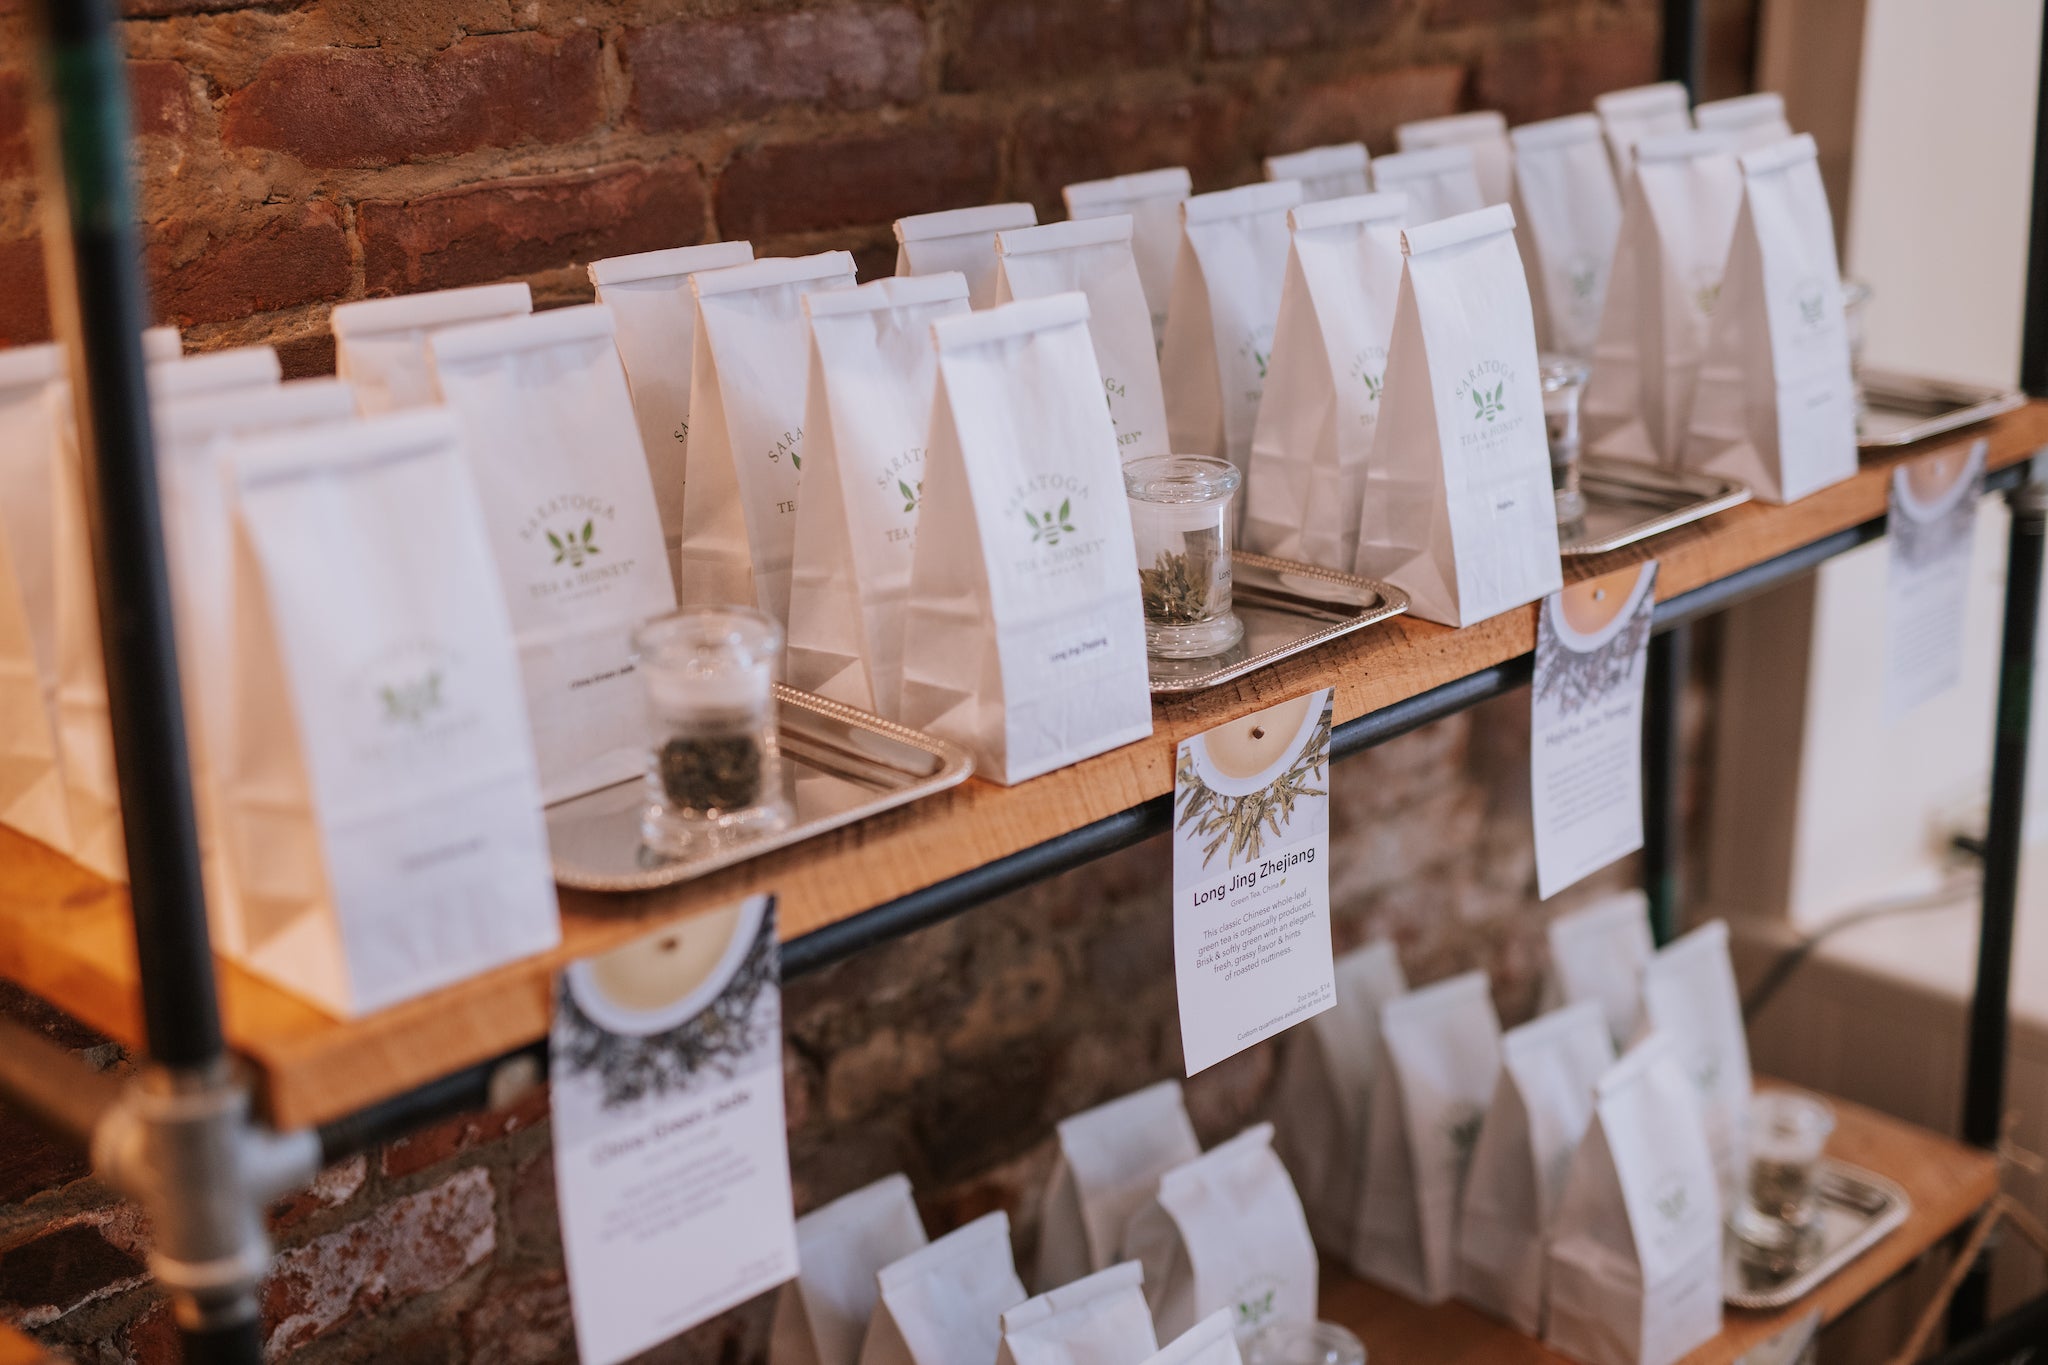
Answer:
top-left (1124, 454), bottom-right (1246, 660)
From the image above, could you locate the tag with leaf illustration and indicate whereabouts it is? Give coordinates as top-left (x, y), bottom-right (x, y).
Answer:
top-left (1172, 688), bottom-right (1335, 1075)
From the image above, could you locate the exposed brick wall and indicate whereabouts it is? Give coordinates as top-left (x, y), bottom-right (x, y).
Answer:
top-left (0, 0), bottom-right (1747, 1359)
top-left (0, 0), bottom-right (1754, 368)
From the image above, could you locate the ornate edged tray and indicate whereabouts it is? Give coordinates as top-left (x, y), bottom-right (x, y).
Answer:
top-left (1723, 1158), bottom-right (1911, 1311)
top-left (1150, 553), bottom-right (1408, 695)
top-left (548, 686), bottom-right (973, 893)
top-left (1859, 369), bottom-right (2026, 450)
top-left (1562, 458), bottom-right (1752, 556)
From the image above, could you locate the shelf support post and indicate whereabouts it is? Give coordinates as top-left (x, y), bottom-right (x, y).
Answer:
top-left (1643, 623), bottom-right (1689, 945)
top-left (20, 2), bottom-right (321, 1359)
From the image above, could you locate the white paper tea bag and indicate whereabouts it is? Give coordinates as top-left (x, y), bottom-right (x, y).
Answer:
top-left (1262, 144), bottom-right (1371, 204)
top-left (680, 251), bottom-right (859, 623)
top-left (332, 282), bottom-right (532, 415)
top-left (1641, 919), bottom-right (1752, 1204)
top-left (1370, 146), bottom-right (1487, 226)
top-left (1396, 113), bottom-right (1512, 207)
top-left (1140, 1311), bottom-right (1241, 1365)
top-left (785, 274), bottom-right (970, 716)
top-left (1544, 1035), bottom-right (1723, 1365)
top-left (998, 217), bottom-right (1171, 463)
top-left (1594, 82), bottom-right (1694, 176)
top-left (1354, 204), bottom-right (1563, 627)
top-left (428, 304), bottom-right (676, 803)
top-left (1035, 1080), bottom-right (1201, 1292)
top-left (156, 379), bottom-right (360, 950)
top-left (1160, 180), bottom-right (1303, 490)
top-left (1125, 1123), bottom-right (1316, 1345)
top-left (1243, 192), bottom-right (1407, 570)
top-left (1509, 114), bottom-right (1624, 361)
top-left (896, 204), bottom-right (1038, 309)
top-left (998, 1262), bottom-right (1158, 1365)
top-left (49, 346), bottom-right (281, 878)
top-left (1684, 135), bottom-right (1856, 504)
top-left (1583, 130), bottom-right (1742, 467)
top-left (899, 293), bottom-right (1152, 785)
top-left (1350, 971), bottom-right (1501, 1304)
top-left (1693, 92), bottom-right (1793, 155)
top-left (1456, 999), bottom-right (1614, 1334)
top-left (1270, 941), bottom-right (1408, 1256)
top-left (589, 241), bottom-right (757, 591)
top-left (0, 345), bottom-right (75, 854)
top-left (1545, 889), bottom-right (1655, 1050)
top-left (770, 1174), bottom-right (929, 1365)
top-left (861, 1211), bottom-right (1027, 1365)
top-left (221, 410), bottom-right (560, 1015)
top-left (1065, 168), bottom-right (1193, 351)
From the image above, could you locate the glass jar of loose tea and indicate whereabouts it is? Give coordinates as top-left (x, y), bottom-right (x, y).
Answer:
top-left (1732, 1089), bottom-right (1836, 1284)
top-left (1541, 355), bottom-right (1590, 532)
top-left (636, 607), bottom-right (791, 858)
top-left (1125, 454), bottom-right (1245, 659)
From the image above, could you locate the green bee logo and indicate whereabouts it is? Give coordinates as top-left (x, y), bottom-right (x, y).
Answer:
top-left (1025, 498), bottom-right (1076, 546)
top-left (378, 670), bottom-right (444, 726)
top-left (1362, 371), bottom-right (1383, 402)
top-left (1235, 1288), bottom-right (1276, 1329)
top-left (899, 478), bottom-right (922, 514)
top-left (547, 519), bottom-right (599, 568)
top-left (1472, 381), bottom-right (1506, 422)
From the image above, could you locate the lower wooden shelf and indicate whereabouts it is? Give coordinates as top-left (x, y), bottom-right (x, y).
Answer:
top-left (0, 409), bottom-right (2041, 1129)
top-left (1319, 1086), bottom-right (1998, 1364)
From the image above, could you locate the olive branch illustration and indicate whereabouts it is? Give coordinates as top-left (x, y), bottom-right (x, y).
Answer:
top-left (1175, 708), bottom-right (1331, 869)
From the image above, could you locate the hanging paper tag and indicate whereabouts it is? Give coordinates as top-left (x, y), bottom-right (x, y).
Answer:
top-left (552, 894), bottom-right (797, 1365)
top-left (1173, 688), bottom-right (1337, 1075)
top-left (1884, 439), bottom-right (1985, 720)
top-left (1531, 561), bottom-right (1658, 898)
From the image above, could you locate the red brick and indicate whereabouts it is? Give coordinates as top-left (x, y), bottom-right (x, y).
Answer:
top-left (273, 330), bottom-right (336, 380)
top-left (1473, 22), bottom-right (1659, 126)
top-left (126, 61), bottom-right (195, 138)
top-left (119, 1297), bottom-right (179, 1365)
top-left (715, 123), bottom-right (1000, 240)
top-left (268, 1155), bottom-right (367, 1235)
top-left (146, 201), bottom-right (351, 327)
top-left (625, 6), bottom-right (925, 133)
top-left (122, 0), bottom-right (285, 12)
top-left (0, 238), bottom-right (50, 347)
top-left (262, 1167), bottom-right (495, 1357)
top-left (1266, 64), bottom-right (1467, 156)
top-left (0, 1222), bottom-right (147, 1327)
top-left (380, 1086), bottom-right (548, 1180)
top-left (1428, 0), bottom-right (1566, 25)
top-left (220, 30), bottom-right (602, 170)
top-left (460, 1268), bottom-right (572, 1365)
top-left (945, 0), bottom-right (1189, 91)
top-left (359, 160), bottom-right (708, 296)
top-left (1208, 0), bottom-right (1406, 57)
top-left (1011, 87), bottom-right (1248, 211)
top-left (0, 1110), bottom-right (89, 1205)
top-left (0, 71), bottom-right (27, 178)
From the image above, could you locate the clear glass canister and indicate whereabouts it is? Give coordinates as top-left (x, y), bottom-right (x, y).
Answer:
top-left (1246, 1321), bottom-right (1366, 1365)
top-left (1733, 1090), bottom-right (1837, 1281)
top-left (1540, 355), bottom-right (1591, 531)
top-left (635, 607), bottom-right (791, 857)
top-left (1124, 454), bottom-right (1244, 659)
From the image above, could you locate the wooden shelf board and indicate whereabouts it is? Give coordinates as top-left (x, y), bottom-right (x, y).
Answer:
top-left (1321, 1084), bottom-right (2000, 1364)
top-left (1, 410), bottom-right (2042, 1129)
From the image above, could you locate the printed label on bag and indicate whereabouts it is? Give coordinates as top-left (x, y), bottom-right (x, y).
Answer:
top-left (553, 896), bottom-right (797, 1365)
top-left (1885, 440), bottom-right (1984, 720)
top-left (1531, 562), bottom-right (1657, 898)
top-left (1173, 689), bottom-right (1336, 1074)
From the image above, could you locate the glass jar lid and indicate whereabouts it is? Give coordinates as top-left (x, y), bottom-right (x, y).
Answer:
top-left (1123, 453), bottom-right (1242, 505)
top-left (1539, 353), bottom-right (1591, 391)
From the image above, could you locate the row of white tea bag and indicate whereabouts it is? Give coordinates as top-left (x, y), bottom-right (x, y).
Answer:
top-left (0, 326), bottom-right (181, 870)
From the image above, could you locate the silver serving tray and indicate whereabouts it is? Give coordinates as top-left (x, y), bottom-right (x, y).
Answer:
top-left (1150, 553), bottom-right (1407, 695)
top-left (1723, 1158), bottom-right (1912, 1311)
top-left (548, 686), bottom-right (973, 893)
top-left (1858, 369), bottom-right (2026, 449)
top-left (1561, 457), bottom-right (1752, 556)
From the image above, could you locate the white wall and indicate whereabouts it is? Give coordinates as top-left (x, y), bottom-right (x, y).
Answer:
top-left (1844, 0), bottom-right (2041, 389)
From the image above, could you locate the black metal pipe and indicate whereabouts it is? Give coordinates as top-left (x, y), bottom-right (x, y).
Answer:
top-left (1641, 624), bottom-right (1688, 945)
top-left (26, 0), bottom-right (221, 1074)
top-left (1660, 0), bottom-right (1703, 99)
top-left (1951, 478), bottom-right (2048, 1339)
top-left (2022, 11), bottom-right (2048, 397)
